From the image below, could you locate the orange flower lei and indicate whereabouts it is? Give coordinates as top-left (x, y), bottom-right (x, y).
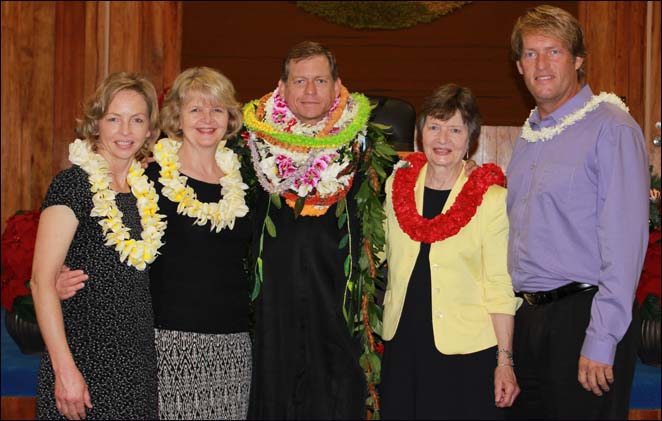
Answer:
top-left (392, 153), bottom-right (505, 243)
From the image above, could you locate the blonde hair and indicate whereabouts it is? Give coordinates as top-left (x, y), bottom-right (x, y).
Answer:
top-left (511, 5), bottom-right (586, 82)
top-left (160, 67), bottom-right (243, 141)
top-left (75, 72), bottom-right (160, 161)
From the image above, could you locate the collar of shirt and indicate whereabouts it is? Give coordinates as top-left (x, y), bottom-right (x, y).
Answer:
top-left (529, 84), bottom-right (593, 130)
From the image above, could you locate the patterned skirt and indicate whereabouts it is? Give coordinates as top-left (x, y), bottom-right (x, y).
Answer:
top-left (155, 329), bottom-right (252, 420)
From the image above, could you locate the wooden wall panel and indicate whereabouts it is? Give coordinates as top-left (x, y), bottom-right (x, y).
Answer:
top-left (1, 1), bottom-right (56, 225)
top-left (1, 1), bottom-right (182, 230)
top-left (181, 1), bottom-right (578, 126)
top-left (579, 1), bottom-right (647, 128)
top-left (644, 0), bottom-right (661, 176)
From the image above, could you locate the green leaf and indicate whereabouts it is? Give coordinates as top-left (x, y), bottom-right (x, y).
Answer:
top-left (368, 351), bottom-right (381, 380)
top-left (337, 212), bottom-right (347, 229)
top-left (338, 233), bottom-right (349, 249)
top-left (293, 196), bottom-right (305, 219)
top-left (344, 254), bottom-right (352, 276)
top-left (250, 257), bottom-right (263, 300)
top-left (370, 122), bottom-right (391, 131)
top-left (265, 215), bottom-right (277, 238)
top-left (335, 197), bottom-right (346, 217)
top-left (270, 193), bottom-right (282, 209)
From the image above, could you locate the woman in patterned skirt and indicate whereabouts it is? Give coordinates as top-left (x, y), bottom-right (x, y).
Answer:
top-left (147, 67), bottom-right (252, 419)
top-left (56, 67), bottom-right (253, 419)
top-left (32, 72), bottom-right (163, 419)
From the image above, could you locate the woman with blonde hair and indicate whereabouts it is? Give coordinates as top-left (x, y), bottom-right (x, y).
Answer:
top-left (33, 72), bottom-right (164, 419)
top-left (56, 67), bottom-right (252, 419)
top-left (148, 66), bottom-right (251, 419)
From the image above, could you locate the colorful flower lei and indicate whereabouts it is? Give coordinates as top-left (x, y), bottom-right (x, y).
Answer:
top-left (392, 153), bottom-right (505, 243)
top-left (244, 87), bottom-right (370, 215)
top-left (152, 138), bottom-right (249, 232)
top-left (521, 92), bottom-right (629, 143)
top-left (243, 89), bottom-right (371, 149)
top-left (68, 139), bottom-right (167, 270)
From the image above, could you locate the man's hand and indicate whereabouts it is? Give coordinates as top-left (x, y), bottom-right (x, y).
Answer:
top-left (55, 266), bottom-right (88, 300)
top-left (464, 159), bottom-right (479, 176)
top-left (578, 355), bottom-right (614, 396)
top-left (140, 155), bottom-right (155, 169)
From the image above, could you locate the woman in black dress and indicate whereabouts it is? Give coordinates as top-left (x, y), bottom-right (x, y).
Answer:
top-left (31, 72), bottom-right (164, 420)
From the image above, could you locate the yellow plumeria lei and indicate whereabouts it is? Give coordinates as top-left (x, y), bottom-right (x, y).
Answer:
top-left (68, 139), bottom-right (167, 270)
top-left (152, 138), bottom-right (249, 232)
top-left (521, 92), bottom-right (629, 143)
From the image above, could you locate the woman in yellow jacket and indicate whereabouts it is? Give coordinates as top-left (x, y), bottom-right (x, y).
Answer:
top-left (380, 84), bottom-right (522, 420)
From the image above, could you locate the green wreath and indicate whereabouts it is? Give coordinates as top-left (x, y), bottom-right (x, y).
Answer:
top-left (296, 1), bottom-right (471, 30)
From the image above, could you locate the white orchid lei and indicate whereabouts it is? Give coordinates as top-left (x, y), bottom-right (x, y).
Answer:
top-left (243, 86), bottom-right (370, 216)
top-left (521, 92), bottom-right (629, 143)
top-left (152, 138), bottom-right (249, 232)
top-left (68, 139), bottom-right (167, 270)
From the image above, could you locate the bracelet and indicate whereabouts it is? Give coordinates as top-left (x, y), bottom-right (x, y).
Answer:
top-left (496, 349), bottom-right (513, 360)
top-left (497, 362), bottom-right (515, 367)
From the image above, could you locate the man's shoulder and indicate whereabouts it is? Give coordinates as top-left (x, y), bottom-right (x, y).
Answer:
top-left (592, 101), bottom-right (642, 133)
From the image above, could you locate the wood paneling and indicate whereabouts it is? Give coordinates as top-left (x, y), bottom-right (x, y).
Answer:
top-left (578, 2), bottom-right (647, 130)
top-left (471, 126), bottom-right (520, 173)
top-left (181, 1), bottom-right (577, 126)
top-left (644, 1), bottom-right (661, 176)
top-left (1, 1), bottom-right (56, 226)
top-left (1, 1), bottom-right (181, 230)
top-left (0, 397), bottom-right (36, 420)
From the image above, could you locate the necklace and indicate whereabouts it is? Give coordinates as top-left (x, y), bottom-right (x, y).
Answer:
top-left (521, 92), bottom-right (629, 143)
top-left (392, 153), bottom-right (505, 243)
top-left (68, 139), bottom-right (166, 270)
top-left (152, 138), bottom-right (249, 232)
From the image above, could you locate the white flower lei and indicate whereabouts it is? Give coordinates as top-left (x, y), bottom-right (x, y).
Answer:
top-left (152, 138), bottom-right (249, 232)
top-left (521, 92), bottom-right (629, 143)
top-left (68, 139), bottom-right (166, 270)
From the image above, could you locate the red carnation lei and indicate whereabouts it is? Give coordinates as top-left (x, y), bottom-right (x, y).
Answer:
top-left (392, 153), bottom-right (505, 244)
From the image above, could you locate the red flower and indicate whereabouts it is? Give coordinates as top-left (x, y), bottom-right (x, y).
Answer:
top-left (1, 210), bottom-right (40, 312)
top-left (637, 230), bottom-right (661, 305)
top-left (375, 342), bottom-right (384, 356)
top-left (392, 153), bottom-right (505, 243)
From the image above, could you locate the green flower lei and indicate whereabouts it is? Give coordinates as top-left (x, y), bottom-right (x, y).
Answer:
top-left (242, 93), bottom-right (372, 149)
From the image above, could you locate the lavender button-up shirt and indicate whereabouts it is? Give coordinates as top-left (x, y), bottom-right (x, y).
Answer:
top-left (507, 85), bottom-right (650, 365)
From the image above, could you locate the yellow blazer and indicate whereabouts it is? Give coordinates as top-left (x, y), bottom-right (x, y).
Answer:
top-left (383, 161), bottom-right (521, 355)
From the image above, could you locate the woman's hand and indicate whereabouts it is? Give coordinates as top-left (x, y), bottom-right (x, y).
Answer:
top-left (54, 365), bottom-right (93, 419)
top-left (494, 365), bottom-right (519, 408)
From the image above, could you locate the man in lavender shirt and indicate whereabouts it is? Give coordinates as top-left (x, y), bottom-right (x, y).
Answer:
top-left (505, 5), bottom-right (649, 420)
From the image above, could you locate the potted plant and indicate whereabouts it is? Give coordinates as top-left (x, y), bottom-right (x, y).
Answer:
top-left (1, 209), bottom-right (45, 354)
top-left (636, 167), bottom-right (661, 367)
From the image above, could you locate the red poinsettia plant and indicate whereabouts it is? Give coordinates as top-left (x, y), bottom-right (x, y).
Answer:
top-left (1, 209), bottom-right (40, 323)
top-left (636, 167), bottom-right (661, 321)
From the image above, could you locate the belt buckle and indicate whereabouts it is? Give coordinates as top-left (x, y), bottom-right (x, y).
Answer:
top-left (523, 292), bottom-right (541, 305)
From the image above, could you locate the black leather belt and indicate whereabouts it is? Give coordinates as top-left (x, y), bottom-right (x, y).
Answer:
top-left (516, 282), bottom-right (597, 306)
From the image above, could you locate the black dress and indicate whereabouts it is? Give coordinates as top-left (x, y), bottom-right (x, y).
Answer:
top-left (248, 186), bottom-right (366, 420)
top-left (145, 162), bottom-right (253, 419)
top-left (380, 187), bottom-right (502, 420)
top-left (36, 166), bottom-right (158, 420)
